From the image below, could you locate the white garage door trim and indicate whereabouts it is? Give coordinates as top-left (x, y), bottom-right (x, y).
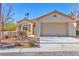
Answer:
top-left (41, 23), bottom-right (68, 36)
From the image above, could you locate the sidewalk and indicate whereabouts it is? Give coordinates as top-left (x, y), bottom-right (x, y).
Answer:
top-left (0, 47), bottom-right (79, 53)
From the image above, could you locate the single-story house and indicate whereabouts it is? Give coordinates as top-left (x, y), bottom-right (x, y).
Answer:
top-left (33, 10), bottom-right (76, 37)
top-left (0, 10), bottom-right (78, 38)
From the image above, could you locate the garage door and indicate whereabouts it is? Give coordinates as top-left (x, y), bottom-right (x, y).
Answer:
top-left (41, 23), bottom-right (68, 36)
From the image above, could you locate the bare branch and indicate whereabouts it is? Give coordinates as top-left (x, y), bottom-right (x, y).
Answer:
top-left (2, 4), bottom-right (14, 24)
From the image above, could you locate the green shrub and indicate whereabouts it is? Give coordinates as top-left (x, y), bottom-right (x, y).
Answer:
top-left (28, 40), bottom-right (35, 47)
top-left (76, 30), bottom-right (79, 35)
top-left (4, 23), bottom-right (18, 31)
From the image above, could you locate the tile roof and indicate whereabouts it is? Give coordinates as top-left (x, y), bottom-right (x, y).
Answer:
top-left (34, 10), bottom-right (75, 20)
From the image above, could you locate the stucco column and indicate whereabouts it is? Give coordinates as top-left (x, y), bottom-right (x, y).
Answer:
top-left (34, 22), bottom-right (40, 38)
top-left (68, 22), bottom-right (76, 37)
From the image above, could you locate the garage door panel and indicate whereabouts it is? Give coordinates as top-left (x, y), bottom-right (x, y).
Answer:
top-left (41, 23), bottom-right (68, 36)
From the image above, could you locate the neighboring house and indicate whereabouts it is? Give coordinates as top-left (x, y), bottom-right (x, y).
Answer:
top-left (16, 19), bottom-right (34, 36)
top-left (33, 10), bottom-right (76, 37)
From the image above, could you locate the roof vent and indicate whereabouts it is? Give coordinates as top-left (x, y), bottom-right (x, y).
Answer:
top-left (53, 15), bottom-right (57, 17)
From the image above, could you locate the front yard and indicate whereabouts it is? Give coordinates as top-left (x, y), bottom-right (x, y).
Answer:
top-left (0, 37), bottom-right (39, 48)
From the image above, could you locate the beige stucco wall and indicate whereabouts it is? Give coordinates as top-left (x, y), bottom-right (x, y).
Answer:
top-left (37, 12), bottom-right (73, 23)
top-left (16, 20), bottom-right (33, 35)
top-left (34, 21), bottom-right (40, 37)
top-left (77, 28), bottom-right (79, 30)
top-left (68, 22), bottom-right (76, 36)
top-left (34, 12), bottom-right (76, 37)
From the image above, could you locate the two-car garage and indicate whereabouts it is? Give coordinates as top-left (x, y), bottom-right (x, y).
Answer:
top-left (34, 11), bottom-right (76, 37)
top-left (41, 23), bottom-right (68, 36)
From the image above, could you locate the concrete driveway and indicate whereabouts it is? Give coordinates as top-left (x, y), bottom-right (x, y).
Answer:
top-left (77, 35), bottom-right (79, 38)
top-left (40, 37), bottom-right (79, 43)
top-left (40, 37), bottom-right (79, 48)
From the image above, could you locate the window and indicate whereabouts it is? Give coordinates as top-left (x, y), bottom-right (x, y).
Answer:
top-left (53, 14), bottom-right (57, 17)
top-left (23, 25), bottom-right (27, 31)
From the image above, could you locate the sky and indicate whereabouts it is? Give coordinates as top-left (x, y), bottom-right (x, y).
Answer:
top-left (2, 3), bottom-right (79, 22)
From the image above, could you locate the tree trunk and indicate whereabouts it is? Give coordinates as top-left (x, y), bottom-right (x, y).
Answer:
top-left (0, 4), bottom-right (1, 41)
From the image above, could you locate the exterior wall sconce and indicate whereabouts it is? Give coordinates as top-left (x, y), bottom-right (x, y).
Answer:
top-left (53, 15), bottom-right (57, 17)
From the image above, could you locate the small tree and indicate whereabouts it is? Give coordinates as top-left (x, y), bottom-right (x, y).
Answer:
top-left (69, 6), bottom-right (79, 17)
top-left (1, 4), bottom-right (14, 40)
top-left (0, 4), bottom-right (2, 42)
top-left (2, 4), bottom-right (14, 24)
